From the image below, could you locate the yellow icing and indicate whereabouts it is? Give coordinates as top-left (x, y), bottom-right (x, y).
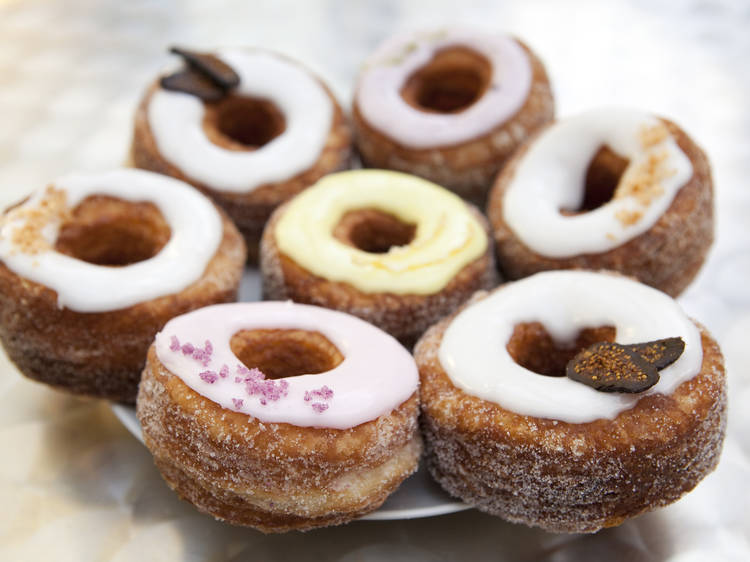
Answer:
top-left (275, 170), bottom-right (488, 294)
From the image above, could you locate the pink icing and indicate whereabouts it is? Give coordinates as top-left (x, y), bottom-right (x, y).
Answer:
top-left (355, 28), bottom-right (532, 149)
top-left (154, 302), bottom-right (418, 429)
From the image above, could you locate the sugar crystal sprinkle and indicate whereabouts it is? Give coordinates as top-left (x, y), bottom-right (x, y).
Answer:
top-left (199, 370), bottom-right (219, 384)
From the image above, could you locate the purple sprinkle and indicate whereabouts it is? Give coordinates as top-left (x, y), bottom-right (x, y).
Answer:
top-left (234, 376), bottom-right (243, 383)
top-left (237, 364), bottom-right (250, 375)
top-left (169, 335), bottom-right (180, 352)
top-left (199, 370), bottom-right (218, 384)
top-left (231, 398), bottom-right (244, 409)
top-left (204, 340), bottom-right (213, 356)
top-left (304, 385), bottom-right (334, 402)
top-left (260, 398), bottom-right (267, 405)
top-left (219, 364), bottom-right (229, 378)
top-left (319, 385), bottom-right (333, 400)
top-left (311, 403), bottom-right (329, 413)
top-left (181, 343), bottom-right (195, 355)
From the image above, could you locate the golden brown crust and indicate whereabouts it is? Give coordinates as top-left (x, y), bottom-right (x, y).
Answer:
top-left (0, 207), bottom-right (246, 403)
top-left (136, 345), bottom-right (421, 532)
top-left (352, 40), bottom-right (554, 207)
top-left (132, 74), bottom-right (353, 263)
top-left (486, 119), bottom-right (714, 297)
top-left (414, 301), bottom-right (727, 533)
top-left (259, 203), bottom-right (499, 348)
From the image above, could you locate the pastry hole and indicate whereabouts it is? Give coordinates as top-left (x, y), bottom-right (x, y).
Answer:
top-left (230, 329), bottom-right (344, 380)
top-left (506, 322), bottom-right (616, 377)
top-left (563, 146), bottom-right (630, 214)
top-left (55, 196), bottom-right (171, 266)
top-left (206, 95), bottom-right (286, 149)
top-left (333, 208), bottom-right (416, 254)
top-left (401, 47), bottom-right (492, 113)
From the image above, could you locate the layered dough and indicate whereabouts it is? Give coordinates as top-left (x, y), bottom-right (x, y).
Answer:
top-left (353, 28), bottom-right (554, 205)
top-left (132, 49), bottom-right (352, 262)
top-left (415, 272), bottom-right (727, 533)
top-left (138, 347), bottom-right (420, 532)
top-left (136, 302), bottom-right (422, 532)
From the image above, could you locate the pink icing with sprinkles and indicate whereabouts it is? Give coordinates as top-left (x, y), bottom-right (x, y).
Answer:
top-left (153, 302), bottom-right (419, 429)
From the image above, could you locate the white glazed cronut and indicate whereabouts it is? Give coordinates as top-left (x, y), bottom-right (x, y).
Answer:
top-left (0, 169), bottom-right (246, 402)
top-left (260, 170), bottom-right (499, 347)
top-left (132, 48), bottom-right (352, 262)
top-left (487, 109), bottom-right (714, 296)
top-left (137, 302), bottom-right (422, 532)
top-left (353, 27), bottom-right (554, 205)
top-left (415, 271), bottom-right (727, 533)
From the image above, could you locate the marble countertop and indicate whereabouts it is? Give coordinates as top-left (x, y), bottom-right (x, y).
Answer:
top-left (1, 0), bottom-right (749, 560)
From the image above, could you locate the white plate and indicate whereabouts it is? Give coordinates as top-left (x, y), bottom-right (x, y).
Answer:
top-left (110, 268), bottom-right (469, 521)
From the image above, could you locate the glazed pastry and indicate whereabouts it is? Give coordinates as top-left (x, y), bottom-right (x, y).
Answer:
top-left (136, 301), bottom-right (421, 532)
top-left (0, 169), bottom-right (246, 402)
top-left (260, 169), bottom-right (498, 346)
top-left (415, 270), bottom-right (727, 533)
top-left (353, 28), bottom-right (554, 205)
top-left (132, 47), bottom-right (352, 262)
top-left (487, 108), bottom-right (714, 296)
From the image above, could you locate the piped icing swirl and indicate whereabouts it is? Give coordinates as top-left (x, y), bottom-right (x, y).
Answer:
top-left (274, 170), bottom-right (488, 295)
top-left (502, 108), bottom-right (693, 257)
top-left (154, 301), bottom-right (419, 429)
top-left (0, 169), bottom-right (222, 312)
top-left (147, 48), bottom-right (333, 193)
top-left (437, 271), bottom-right (703, 423)
top-left (355, 28), bottom-right (532, 148)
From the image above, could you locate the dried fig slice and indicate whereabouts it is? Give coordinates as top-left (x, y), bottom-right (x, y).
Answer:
top-left (566, 341), bottom-right (660, 393)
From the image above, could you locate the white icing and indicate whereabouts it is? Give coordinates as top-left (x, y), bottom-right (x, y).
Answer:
top-left (355, 28), bottom-right (532, 148)
top-left (0, 169), bottom-right (222, 312)
top-left (154, 301), bottom-right (419, 429)
top-left (147, 49), bottom-right (333, 193)
top-left (502, 108), bottom-right (694, 257)
top-left (438, 271), bottom-right (703, 423)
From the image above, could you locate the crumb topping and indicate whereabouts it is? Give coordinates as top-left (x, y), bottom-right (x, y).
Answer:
top-left (613, 124), bottom-right (678, 227)
top-left (1, 186), bottom-right (69, 255)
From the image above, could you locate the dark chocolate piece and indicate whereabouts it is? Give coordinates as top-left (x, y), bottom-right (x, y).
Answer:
top-left (160, 69), bottom-right (225, 102)
top-left (624, 337), bottom-right (685, 370)
top-left (566, 341), bottom-right (660, 393)
top-left (170, 47), bottom-right (240, 89)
